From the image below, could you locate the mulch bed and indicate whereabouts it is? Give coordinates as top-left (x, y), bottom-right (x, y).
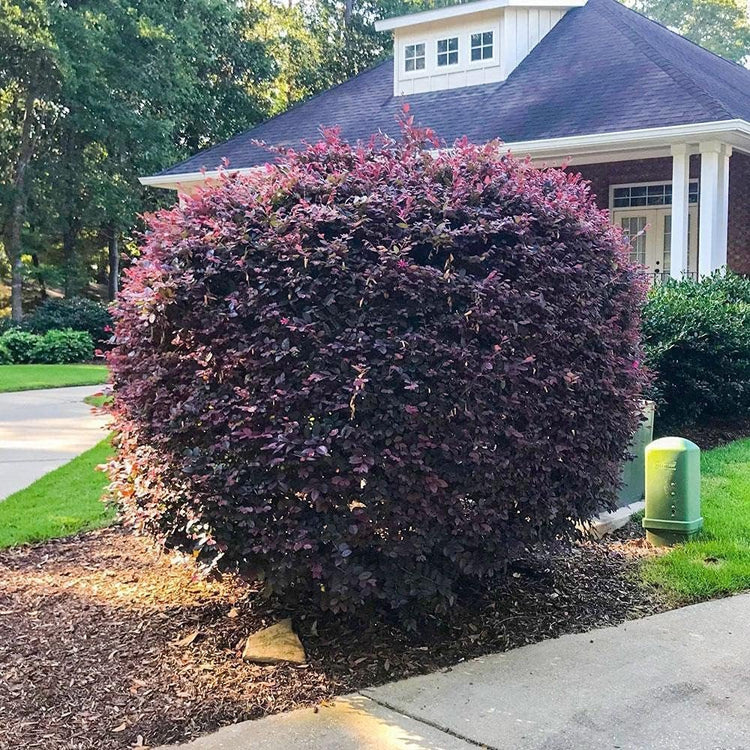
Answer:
top-left (0, 523), bottom-right (668, 750)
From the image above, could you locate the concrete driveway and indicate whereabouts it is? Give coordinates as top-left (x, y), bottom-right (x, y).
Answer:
top-left (0, 385), bottom-right (109, 499)
top-left (163, 593), bottom-right (750, 750)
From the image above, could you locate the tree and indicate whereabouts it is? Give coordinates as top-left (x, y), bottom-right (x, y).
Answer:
top-left (0, 0), bottom-right (61, 320)
top-left (628, 0), bottom-right (750, 62)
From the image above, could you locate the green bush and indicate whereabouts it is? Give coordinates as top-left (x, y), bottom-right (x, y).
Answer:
top-left (31, 329), bottom-right (95, 364)
top-left (0, 330), bottom-right (41, 364)
top-left (642, 272), bottom-right (750, 427)
top-left (0, 327), bottom-right (94, 364)
top-left (24, 297), bottom-right (112, 347)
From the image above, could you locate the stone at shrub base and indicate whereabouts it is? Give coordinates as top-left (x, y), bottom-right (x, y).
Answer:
top-left (242, 618), bottom-right (306, 665)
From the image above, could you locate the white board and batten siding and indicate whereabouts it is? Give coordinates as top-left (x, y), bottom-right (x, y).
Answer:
top-left (391, 6), bottom-right (567, 96)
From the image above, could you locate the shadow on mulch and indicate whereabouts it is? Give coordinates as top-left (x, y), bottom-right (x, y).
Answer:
top-left (0, 524), bottom-right (666, 750)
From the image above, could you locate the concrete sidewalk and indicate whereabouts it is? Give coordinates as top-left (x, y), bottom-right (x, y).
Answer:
top-left (162, 593), bottom-right (750, 750)
top-left (0, 385), bottom-right (109, 499)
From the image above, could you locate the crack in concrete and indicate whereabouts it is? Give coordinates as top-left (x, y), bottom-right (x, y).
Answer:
top-left (358, 691), bottom-right (499, 750)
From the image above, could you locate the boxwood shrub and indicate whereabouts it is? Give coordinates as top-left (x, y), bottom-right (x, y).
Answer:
top-left (108, 127), bottom-right (647, 614)
top-left (0, 330), bottom-right (40, 364)
top-left (642, 272), bottom-right (750, 428)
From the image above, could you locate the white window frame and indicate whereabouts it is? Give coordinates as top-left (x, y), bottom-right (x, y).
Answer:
top-left (608, 179), bottom-right (699, 210)
top-left (403, 42), bottom-right (426, 75)
top-left (436, 36), bottom-right (459, 68)
top-left (469, 30), bottom-right (495, 65)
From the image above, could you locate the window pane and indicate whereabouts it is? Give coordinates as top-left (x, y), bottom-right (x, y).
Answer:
top-left (471, 32), bottom-right (481, 46)
top-left (415, 56), bottom-right (425, 70)
top-left (483, 31), bottom-right (493, 45)
top-left (405, 58), bottom-right (415, 71)
top-left (471, 47), bottom-right (481, 61)
top-left (448, 37), bottom-right (458, 51)
top-left (448, 50), bottom-right (458, 64)
top-left (437, 39), bottom-right (447, 53)
top-left (483, 45), bottom-right (493, 59)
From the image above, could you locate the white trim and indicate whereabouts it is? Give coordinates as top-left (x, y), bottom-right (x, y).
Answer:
top-left (374, 0), bottom-right (586, 31)
top-left (607, 179), bottom-right (699, 209)
top-left (501, 119), bottom-right (750, 160)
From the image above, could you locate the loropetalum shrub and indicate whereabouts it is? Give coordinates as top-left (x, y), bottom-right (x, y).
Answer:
top-left (31, 328), bottom-right (95, 364)
top-left (642, 272), bottom-right (750, 428)
top-left (108, 126), bottom-right (647, 614)
top-left (24, 297), bottom-right (113, 348)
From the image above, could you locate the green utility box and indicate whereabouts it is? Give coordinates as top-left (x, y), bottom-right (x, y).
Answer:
top-left (617, 400), bottom-right (655, 507)
top-left (643, 437), bottom-right (703, 546)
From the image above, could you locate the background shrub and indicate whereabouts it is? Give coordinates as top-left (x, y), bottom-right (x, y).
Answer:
top-left (31, 329), bottom-right (95, 364)
top-left (642, 272), bottom-right (750, 428)
top-left (108, 128), bottom-right (647, 615)
top-left (0, 342), bottom-right (12, 365)
top-left (0, 330), bottom-right (41, 364)
top-left (24, 297), bottom-right (112, 348)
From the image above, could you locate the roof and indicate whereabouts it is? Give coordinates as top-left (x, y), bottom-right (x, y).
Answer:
top-left (373, 0), bottom-right (585, 32)
top-left (153, 0), bottom-right (750, 179)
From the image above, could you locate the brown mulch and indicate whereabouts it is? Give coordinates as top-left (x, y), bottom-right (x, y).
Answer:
top-left (656, 416), bottom-right (750, 451)
top-left (0, 525), bottom-right (666, 750)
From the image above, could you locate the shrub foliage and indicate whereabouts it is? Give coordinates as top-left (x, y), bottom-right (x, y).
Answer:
top-left (0, 327), bottom-right (94, 364)
top-left (643, 272), bottom-right (750, 427)
top-left (24, 297), bottom-right (113, 347)
top-left (108, 127), bottom-right (647, 613)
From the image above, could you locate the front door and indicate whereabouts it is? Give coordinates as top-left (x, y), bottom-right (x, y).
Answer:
top-left (611, 208), bottom-right (698, 278)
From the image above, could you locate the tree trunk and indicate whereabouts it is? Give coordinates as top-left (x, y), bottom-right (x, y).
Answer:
top-left (3, 93), bottom-right (36, 322)
top-left (344, 0), bottom-right (353, 25)
top-left (108, 229), bottom-right (119, 301)
top-left (31, 253), bottom-right (47, 302)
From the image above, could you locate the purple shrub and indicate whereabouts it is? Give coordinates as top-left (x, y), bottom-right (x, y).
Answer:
top-left (108, 124), bottom-right (647, 614)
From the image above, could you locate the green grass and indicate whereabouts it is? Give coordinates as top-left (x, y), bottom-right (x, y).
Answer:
top-left (0, 437), bottom-right (115, 548)
top-left (0, 363), bottom-right (108, 392)
top-left (641, 438), bottom-right (750, 602)
top-left (83, 391), bottom-right (112, 408)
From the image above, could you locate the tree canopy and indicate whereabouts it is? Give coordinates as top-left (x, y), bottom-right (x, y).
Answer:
top-left (1, 0), bottom-right (748, 319)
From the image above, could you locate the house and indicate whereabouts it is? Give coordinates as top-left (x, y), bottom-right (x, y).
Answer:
top-left (140, 0), bottom-right (750, 280)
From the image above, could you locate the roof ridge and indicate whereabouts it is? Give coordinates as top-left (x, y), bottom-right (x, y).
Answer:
top-left (592, 0), bottom-right (733, 121)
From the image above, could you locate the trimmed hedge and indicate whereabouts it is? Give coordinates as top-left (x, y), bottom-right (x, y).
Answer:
top-left (643, 272), bottom-right (750, 427)
top-left (0, 328), bottom-right (95, 364)
top-left (108, 127), bottom-right (647, 614)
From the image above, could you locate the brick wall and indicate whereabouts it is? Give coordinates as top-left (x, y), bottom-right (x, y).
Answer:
top-left (569, 154), bottom-right (749, 275)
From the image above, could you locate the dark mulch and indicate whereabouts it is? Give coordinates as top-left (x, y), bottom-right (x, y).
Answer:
top-left (0, 525), bottom-right (667, 750)
top-left (656, 416), bottom-right (750, 451)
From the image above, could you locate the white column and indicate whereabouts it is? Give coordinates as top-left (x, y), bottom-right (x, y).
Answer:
top-left (698, 141), bottom-right (732, 275)
top-left (716, 144), bottom-right (732, 269)
top-left (670, 144), bottom-right (690, 280)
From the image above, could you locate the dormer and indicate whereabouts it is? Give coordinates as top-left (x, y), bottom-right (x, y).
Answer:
top-left (375, 0), bottom-right (587, 96)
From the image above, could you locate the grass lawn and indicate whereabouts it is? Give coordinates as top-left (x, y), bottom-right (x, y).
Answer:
top-left (0, 363), bottom-right (108, 392)
top-left (0, 437), bottom-right (115, 548)
top-left (640, 437), bottom-right (750, 602)
top-left (83, 391), bottom-right (112, 408)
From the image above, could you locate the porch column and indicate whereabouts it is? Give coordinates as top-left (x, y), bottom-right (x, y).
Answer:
top-left (698, 141), bottom-right (731, 275)
top-left (670, 144), bottom-right (690, 279)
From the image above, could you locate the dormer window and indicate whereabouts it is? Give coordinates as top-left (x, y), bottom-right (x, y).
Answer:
top-left (471, 31), bottom-right (494, 62)
top-left (437, 36), bottom-right (459, 66)
top-left (404, 43), bottom-right (426, 72)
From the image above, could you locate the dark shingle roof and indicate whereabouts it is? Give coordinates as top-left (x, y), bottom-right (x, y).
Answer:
top-left (156, 0), bottom-right (750, 177)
